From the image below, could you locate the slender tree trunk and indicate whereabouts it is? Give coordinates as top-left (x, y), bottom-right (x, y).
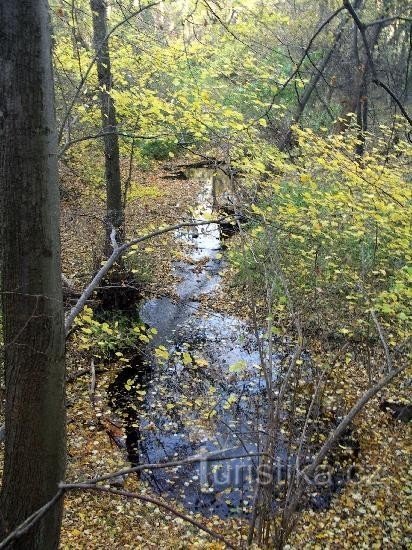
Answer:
top-left (280, 21), bottom-right (346, 150)
top-left (337, 7), bottom-right (385, 150)
top-left (355, 21), bottom-right (384, 156)
top-left (355, 75), bottom-right (368, 156)
top-left (0, 1), bottom-right (66, 548)
top-left (90, 0), bottom-right (124, 253)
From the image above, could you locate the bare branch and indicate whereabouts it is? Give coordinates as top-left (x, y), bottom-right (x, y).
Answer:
top-left (298, 362), bottom-right (407, 484)
top-left (0, 490), bottom-right (64, 550)
top-left (343, 0), bottom-right (412, 126)
top-left (89, 359), bottom-right (96, 404)
top-left (64, 218), bottom-right (231, 335)
top-left (372, 79), bottom-right (412, 125)
top-left (280, 16), bottom-right (348, 148)
top-left (370, 309), bottom-right (392, 373)
top-left (260, 6), bottom-right (346, 120)
top-left (364, 15), bottom-right (412, 28)
top-left (58, 130), bottom-right (174, 157)
top-left (279, 361), bottom-right (408, 533)
top-left (69, 448), bottom-right (267, 486)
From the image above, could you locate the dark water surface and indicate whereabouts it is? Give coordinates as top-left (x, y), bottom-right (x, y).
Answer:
top-left (107, 168), bottom-right (282, 517)
top-left (108, 169), bottom-right (348, 518)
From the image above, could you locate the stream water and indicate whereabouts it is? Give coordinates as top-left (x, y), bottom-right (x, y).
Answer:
top-left (107, 168), bottom-right (351, 518)
top-left (108, 168), bottom-right (283, 517)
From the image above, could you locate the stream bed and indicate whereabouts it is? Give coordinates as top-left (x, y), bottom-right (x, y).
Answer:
top-left (107, 168), bottom-right (352, 518)
top-left (108, 167), bottom-right (279, 517)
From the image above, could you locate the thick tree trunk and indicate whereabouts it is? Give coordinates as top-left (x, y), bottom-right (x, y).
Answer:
top-left (0, 1), bottom-right (66, 548)
top-left (90, 0), bottom-right (124, 253)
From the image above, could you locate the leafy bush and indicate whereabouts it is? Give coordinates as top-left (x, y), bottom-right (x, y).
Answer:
top-left (138, 139), bottom-right (180, 161)
top-left (74, 305), bottom-right (157, 360)
top-left (230, 124), bottom-right (411, 344)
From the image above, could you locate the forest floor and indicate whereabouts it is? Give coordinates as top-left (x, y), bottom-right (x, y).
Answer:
top-left (0, 158), bottom-right (410, 549)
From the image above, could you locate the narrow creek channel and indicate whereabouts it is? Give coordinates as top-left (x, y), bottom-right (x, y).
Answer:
top-left (107, 168), bottom-right (352, 518)
top-left (108, 167), bottom-right (280, 518)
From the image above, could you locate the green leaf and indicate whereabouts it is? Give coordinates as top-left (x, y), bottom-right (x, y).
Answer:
top-left (155, 346), bottom-right (170, 361)
top-left (229, 359), bottom-right (247, 373)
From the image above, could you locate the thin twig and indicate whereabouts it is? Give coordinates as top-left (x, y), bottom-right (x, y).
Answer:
top-left (69, 448), bottom-right (267, 486)
top-left (89, 359), bottom-right (96, 404)
top-left (0, 490), bottom-right (64, 550)
top-left (364, 15), bottom-right (412, 28)
top-left (370, 309), bottom-right (392, 373)
top-left (59, 130), bottom-right (173, 157)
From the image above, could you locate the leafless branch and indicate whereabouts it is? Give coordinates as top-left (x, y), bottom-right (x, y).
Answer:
top-left (292, 362), bottom-right (408, 502)
top-left (372, 79), bottom-right (412, 125)
top-left (364, 15), bottom-right (412, 28)
top-left (260, 6), bottom-right (346, 120)
top-left (69, 448), bottom-right (267, 486)
top-left (370, 309), bottom-right (392, 373)
top-left (276, 360), bottom-right (408, 542)
top-left (0, 490), bottom-right (64, 549)
top-left (343, 0), bottom-right (412, 126)
top-left (64, 217), bottom-right (231, 335)
top-left (89, 359), bottom-right (96, 404)
top-left (59, 130), bottom-right (174, 157)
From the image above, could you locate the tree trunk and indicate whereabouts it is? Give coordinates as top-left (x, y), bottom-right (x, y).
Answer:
top-left (280, 19), bottom-right (346, 150)
top-left (90, 0), bottom-right (124, 253)
top-left (337, 6), bottom-right (385, 146)
top-left (0, 1), bottom-right (66, 548)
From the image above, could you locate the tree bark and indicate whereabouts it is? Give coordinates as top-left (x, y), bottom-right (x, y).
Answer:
top-left (0, 1), bottom-right (66, 548)
top-left (90, 0), bottom-right (124, 253)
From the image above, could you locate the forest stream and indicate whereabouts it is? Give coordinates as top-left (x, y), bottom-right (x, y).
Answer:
top-left (108, 168), bottom-right (282, 518)
top-left (107, 168), bottom-right (352, 519)
top-left (3, 3), bottom-right (410, 547)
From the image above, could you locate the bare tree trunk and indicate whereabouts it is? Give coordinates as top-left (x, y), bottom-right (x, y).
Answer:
top-left (90, 0), bottom-right (124, 253)
top-left (354, 22), bottom-right (384, 155)
top-left (280, 21), bottom-right (346, 150)
top-left (0, 1), bottom-right (66, 548)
